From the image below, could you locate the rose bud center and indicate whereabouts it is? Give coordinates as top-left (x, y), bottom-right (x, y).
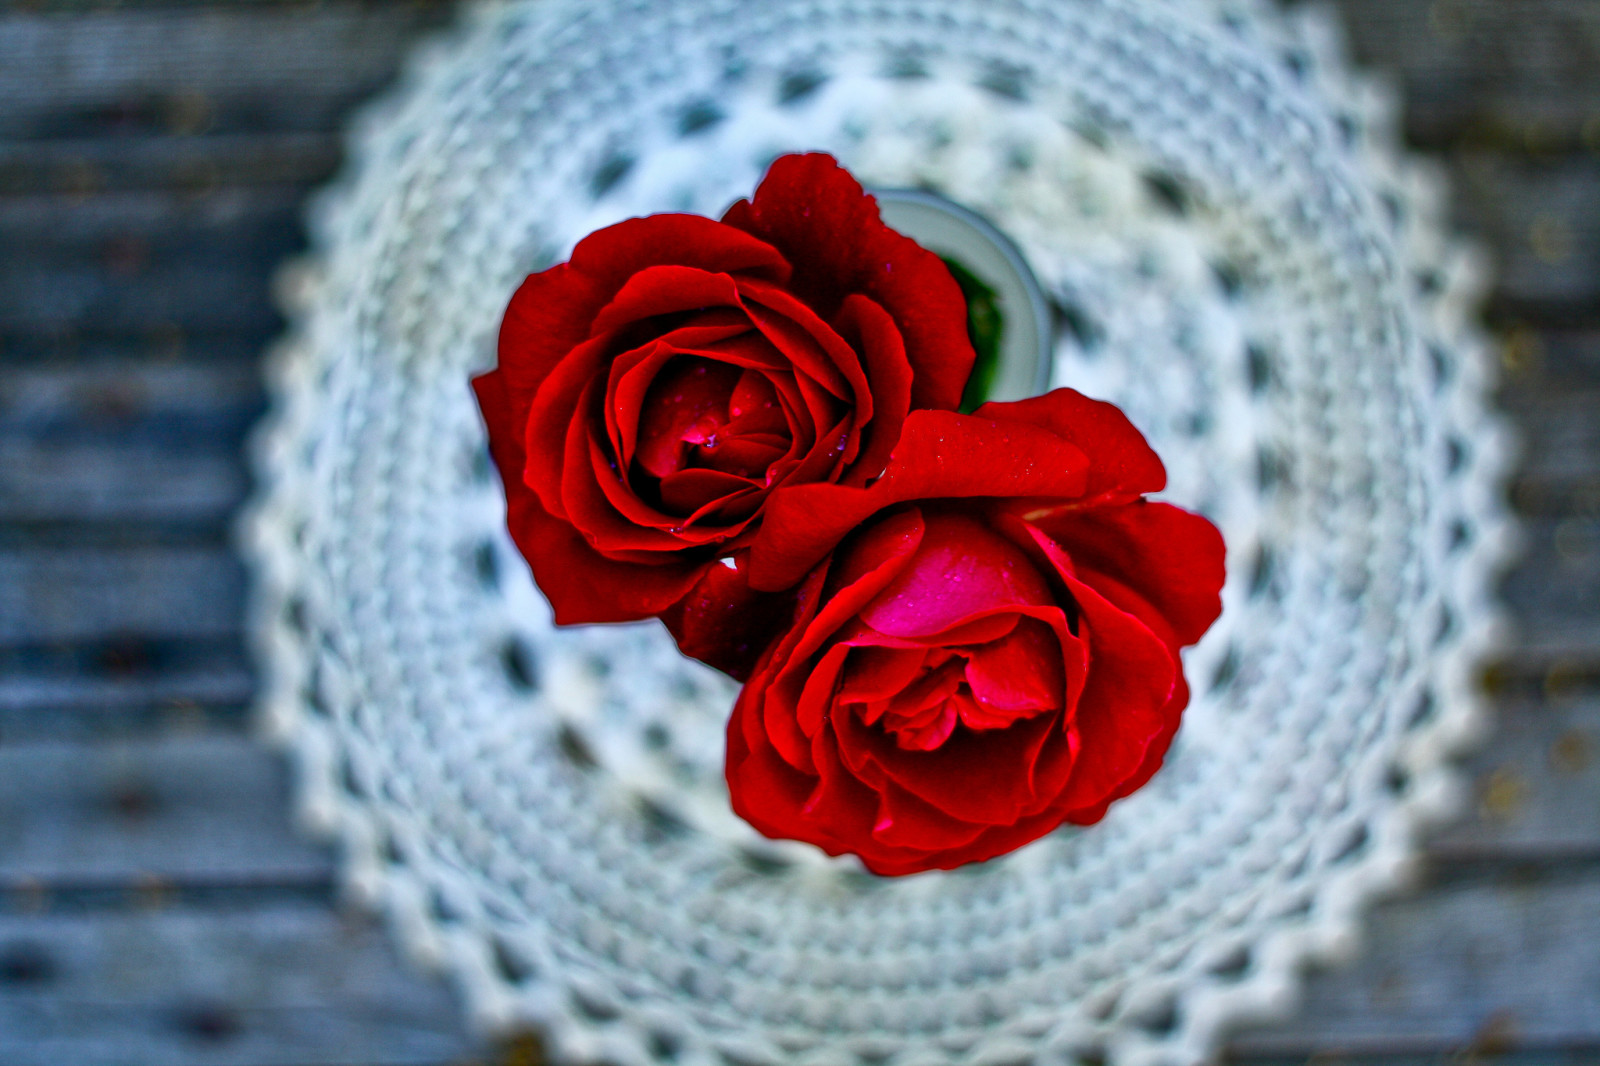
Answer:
top-left (839, 617), bottom-right (1067, 751)
top-left (627, 344), bottom-right (808, 522)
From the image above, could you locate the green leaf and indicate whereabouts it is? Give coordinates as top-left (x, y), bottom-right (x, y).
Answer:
top-left (944, 256), bottom-right (1005, 413)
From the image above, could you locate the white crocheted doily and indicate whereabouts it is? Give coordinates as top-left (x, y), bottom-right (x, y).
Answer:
top-left (242, 2), bottom-right (1515, 1064)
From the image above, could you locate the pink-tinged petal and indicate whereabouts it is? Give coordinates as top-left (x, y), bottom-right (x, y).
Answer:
top-left (854, 511), bottom-right (1054, 638)
top-left (1035, 501), bottom-right (1225, 649)
top-left (660, 553), bottom-right (794, 682)
top-left (962, 617), bottom-right (1064, 716)
top-left (728, 369), bottom-right (786, 433)
top-left (749, 409), bottom-right (1090, 591)
top-left (975, 389), bottom-right (1166, 503)
top-left (565, 388), bottom-right (729, 554)
top-left (633, 358), bottom-right (743, 478)
top-left (722, 153), bottom-right (973, 411)
top-left (1052, 572), bottom-right (1178, 815)
top-left (832, 294), bottom-right (912, 488)
top-left (568, 213), bottom-right (790, 294)
top-left (587, 265), bottom-right (742, 339)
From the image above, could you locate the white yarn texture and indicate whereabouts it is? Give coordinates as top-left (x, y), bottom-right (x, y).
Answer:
top-left (242, 2), bottom-right (1515, 1064)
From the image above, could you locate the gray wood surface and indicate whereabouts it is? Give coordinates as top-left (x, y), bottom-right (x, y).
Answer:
top-left (0, 1), bottom-right (1595, 1064)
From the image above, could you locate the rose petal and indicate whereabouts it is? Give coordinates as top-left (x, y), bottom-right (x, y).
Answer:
top-left (633, 357), bottom-right (743, 478)
top-left (1033, 501), bottom-right (1226, 649)
top-left (853, 511), bottom-right (1054, 638)
top-left (749, 409), bottom-right (1090, 591)
top-left (588, 264), bottom-right (744, 335)
top-left (657, 467), bottom-right (758, 515)
top-left (568, 212), bottom-right (791, 295)
top-left (474, 371), bottom-right (705, 621)
top-left (659, 553), bottom-right (793, 681)
top-left (832, 294), bottom-right (912, 488)
top-left (836, 645), bottom-right (929, 704)
top-left (737, 278), bottom-right (863, 407)
top-left (833, 701), bottom-right (1058, 824)
top-left (975, 389), bottom-right (1166, 503)
top-left (962, 617), bottom-right (1064, 717)
top-left (1051, 570), bottom-right (1179, 816)
top-left (722, 153), bottom-right (973, 411)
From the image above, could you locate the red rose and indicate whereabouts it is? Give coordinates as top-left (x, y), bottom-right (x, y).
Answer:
top-left (725, 390), bottom-right (1225, 875)
top-left (472, 154), bottom-right (974, 677)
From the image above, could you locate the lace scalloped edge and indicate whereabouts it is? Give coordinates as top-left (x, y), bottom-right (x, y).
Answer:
top-left (237, 3), bottom-right (1521, 1063)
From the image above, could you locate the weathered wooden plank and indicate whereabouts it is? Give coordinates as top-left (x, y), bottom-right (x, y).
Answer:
top-left (0, 735), bottom-right (329, 887)
top-left (0, 669), bottom-right (254, 740)
top-left (1336, 0), bottom-right (1600, 149)
top-left (1448, 155), bottom-right (1600, 315)
top-left (2, 1), bottom-right (1596, 150)
top-left (1432, 696), bottom-right (1600, 861)
top-left (0, 258), bottom-right (281, 335)
top-left (0, 187), bottom-right (302, 336)
top-left (0, 547), bottom-right (244, 645)
top-left (1225, 871), bottom-right (1600, 1054)
top-left (0, 902), bottom-right (484, 1066)
top-left (0, 4), bottom-right (451, 140)
top-left (1500, 387), bottom-right (1600, 519)
top-left (0, 874), bottom-right (1593, 1064)
top-left (0, 360), bottom-right (260, 526)
top-left (0, 186), bottom-right (302, 255)
top-left (0, 132), bottom-right (342, 195)
top-left (1501, 516), bottom-right (1600, 654)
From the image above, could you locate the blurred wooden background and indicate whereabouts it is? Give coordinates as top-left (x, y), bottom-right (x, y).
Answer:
top-left (0, 2), bottom-right (1596, 1063)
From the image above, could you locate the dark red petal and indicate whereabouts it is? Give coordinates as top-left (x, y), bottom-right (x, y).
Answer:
top-left (728, 369), bottom-right (786, 433)
top-left (974, 389), bottom-right (1166, 503)
top-left (660, 554), bottom-right (794, 682)
top-left (474, 371), bottom-right (705, 622)
top-left (737, 278), bottom-right (863, 405)
top-left (832, 294), bottom-right (912, 488)
top-left (1052, 571), bottom-right (1178, 815)
top-left (496, 263), bottom-right (609, 413)
top-left (520, 330), bottom-right (617, 521)
top-left (834, 700), bottom-right (1056, 824)
top-left (836, 646), bottom-right (929, 704)
top-left (633, 358), bottom-right (743, 478)
top-left (566, 384), bottom-right (728, 552)
top-left (962, 617), bottom-right (1064, 717)
top-left (568, 213), bottom-right (791, 294)
top-left (867, 780), bottom-right (992, 854)
top-left (722, 153), bottom-right (973, 411)
top-left (657, 467), bottom-right (757, 515)
top-left (750, 410), bottom-right (1090, 591)
top-left (588, 264), bottom-right (744, 335)
top-left (1034, 501), bottom-right (1226, 649)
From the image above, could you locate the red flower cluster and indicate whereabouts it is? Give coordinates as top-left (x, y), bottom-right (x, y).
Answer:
top-left (474, 154), bottom-right (1225, 875)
